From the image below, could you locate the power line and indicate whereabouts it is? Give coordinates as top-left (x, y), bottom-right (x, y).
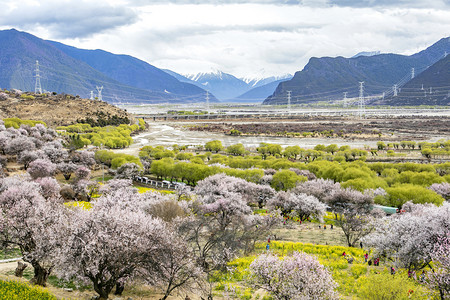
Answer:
top-left (96, 86), bottom-right (103, 101)
top-left (287, 90), bottom-right (291, 114)
top-left (343, 92), bottom-right (348, 107)
top-left (358, 81), bottom-right (365, 119)
top-left (34, 60), bottom-right (42, 94)
top-left (37, 64), bottom-right (208, 101)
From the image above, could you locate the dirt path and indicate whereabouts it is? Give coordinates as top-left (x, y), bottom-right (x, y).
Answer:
top-left (0, 261), bottom-right (19, 272)
top-left (0, 261), bottom-right (96, 300)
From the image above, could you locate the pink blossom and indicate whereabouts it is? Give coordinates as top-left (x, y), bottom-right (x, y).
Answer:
top-left (249, 251), bottom-right (337, 300)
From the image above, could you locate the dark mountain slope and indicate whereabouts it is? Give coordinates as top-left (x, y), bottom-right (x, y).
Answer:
top-left (0, 29), bottom-right (212, 103)
top-left (264, 37), bottom-right (450, 105)
top-left (374, 55), bottom-right (450, 106)
top-left (48, 41), bottom-right (215, 102)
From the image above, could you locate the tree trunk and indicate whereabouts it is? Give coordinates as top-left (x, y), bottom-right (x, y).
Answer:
top-left (438, 287), bottom-right (445, 300)
top-left (114, 282), bottom-right (124, 296)
top-left (30, 262), bottom-right (51, 286)
top-left (15, 261), bottom-right (27, 277)
top-left (93, 282), bottom-right (111, 300)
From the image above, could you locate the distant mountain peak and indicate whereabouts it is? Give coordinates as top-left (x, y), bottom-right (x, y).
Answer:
top-left (241, 74), bottom-right (293, 88)
top-left (185, 69), bottom-right (228, 81)
top-left (352, 51), bottom-right (381, 58)
top-left (166, 69), bottom-right (291, 101)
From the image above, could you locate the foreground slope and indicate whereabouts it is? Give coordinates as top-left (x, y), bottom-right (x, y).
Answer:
top-left (0, 92), bottom-right (130, 127)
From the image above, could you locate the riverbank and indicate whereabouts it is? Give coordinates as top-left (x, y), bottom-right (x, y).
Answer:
top-left (112, 120), bottom-right (448, 157)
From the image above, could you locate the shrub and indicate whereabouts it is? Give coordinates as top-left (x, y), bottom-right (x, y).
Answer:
top-left (64, 201), bottom-right (93, 210)
top-left (57, 123), bottom-right (136, 149)
top-left (0, 280), bottom-right (57, 299)
top-left (20, 94), bottom-right (35, 100)
top-left (3, 118), bottom-right (46, 129)
top-left (350, 264), bottom-right (367, 279)
top-left (95, 150), bottom-right (142, 169)
top-left (356, 272), bottom-right (431, 300)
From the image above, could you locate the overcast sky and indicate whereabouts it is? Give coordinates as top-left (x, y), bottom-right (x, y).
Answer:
top-left (0, 0), bottom-right (449, 78)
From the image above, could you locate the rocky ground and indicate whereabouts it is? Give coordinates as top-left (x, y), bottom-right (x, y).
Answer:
top-left (0, 91), bottom-right (130, 127)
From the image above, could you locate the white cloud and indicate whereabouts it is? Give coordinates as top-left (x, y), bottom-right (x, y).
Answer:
top-left (0, 0), bottom-right (449, 77)
top-left (0, 0), bottom-right (137, 38)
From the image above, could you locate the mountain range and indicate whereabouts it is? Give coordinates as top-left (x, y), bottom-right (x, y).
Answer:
top-left (0, 29), bottom-right (215, 104)
top-left (264, 37), bottom-right (450, 106)
top-left (1, 28), bottom-right (448, 106)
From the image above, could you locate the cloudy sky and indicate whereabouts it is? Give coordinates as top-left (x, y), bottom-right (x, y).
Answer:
top-left (0, 0), bottom-right (449, 78)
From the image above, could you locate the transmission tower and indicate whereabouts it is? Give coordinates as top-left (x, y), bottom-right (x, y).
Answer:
top-left (205, 91), bottom-right (210, 113)
top-left (90, 91), bottom-right (94, 100)
top-left (343, 92), bottom-right (348, 107)
top-left (393, 84), bottom-right (398, 97)
top-left (411, 68), bottom-right (415, 79)
top-left (287, 90), bottom-right (291, 114)
top-left (358, 81), bottom-right (365, 118)
top-left (96, 86), bottom-right (103, 101)
top-left (34, 60), bottom-right (42, 94)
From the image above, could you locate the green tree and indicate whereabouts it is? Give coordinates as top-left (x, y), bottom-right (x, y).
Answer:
top-left (377, 141), bottom-right (386, 150)
top-left (325, 144), bottom-right (339, 155)
top-left (271, 170), bottom-right (307, 191)
top-left (267, 144), bottom-right (282, 156)
top-left (226, 143), bottom-right (245, 156)
top-left (283, 146), bottom-right (302, 159)
top-left (205, 140), bottom-right (223, 153)
top-left (380, 184), bottom-right (444, 208)
top-left (150, 158), bottom-right (174, 180)
top-left (257, 144), bottom-right (270, 160)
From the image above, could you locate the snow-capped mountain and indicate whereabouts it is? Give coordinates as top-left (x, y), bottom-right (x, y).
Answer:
top-left (351, 51), bottom-right (381, 58)
top-left (163, 69), bottom-right (293, 102)
top-left (183, 70), bottom-right (249, 100)
top-left (233, 75), bottom-right (293, 103)
top-left (241, 74), bottom-right (293, 89)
